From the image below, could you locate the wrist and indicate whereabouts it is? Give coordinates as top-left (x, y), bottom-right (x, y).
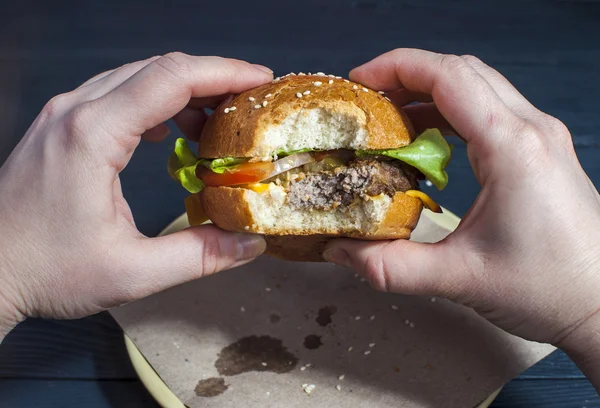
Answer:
top-left (0, 254), bottom-right (26, 343)
top-left (0, 289), bottom-right (24, 343)
top-left (557, 308), bottom-right (600, 392)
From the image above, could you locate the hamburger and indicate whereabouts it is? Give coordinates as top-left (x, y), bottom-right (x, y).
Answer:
top-left (168, 73), bottom-right (452, 261)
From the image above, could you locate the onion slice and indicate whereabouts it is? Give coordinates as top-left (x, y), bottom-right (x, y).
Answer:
top-left (268, 152), bottom-right (315, 178)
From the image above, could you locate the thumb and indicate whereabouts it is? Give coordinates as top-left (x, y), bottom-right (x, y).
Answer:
top-left (118, 225), bottom-right (266, 299)
top-left (323, 238), bottom-right (465, 297)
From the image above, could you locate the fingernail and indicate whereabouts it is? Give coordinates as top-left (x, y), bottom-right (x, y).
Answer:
top-left (253, 64), bottom-right (273, 74)
top-left (235, 233), bottom-right (267, 261)
top-left (323, 248), bottom-right (351, 268)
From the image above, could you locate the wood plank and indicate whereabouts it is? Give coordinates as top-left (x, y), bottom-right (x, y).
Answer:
top-left (0, 379), bottom-right (159, 408)
top-left (0, 314), bottom-right (136, 380)
top-left (0, 378), bottom-right (598, 408)
top-left (491, 379), bottom-right (600, 407)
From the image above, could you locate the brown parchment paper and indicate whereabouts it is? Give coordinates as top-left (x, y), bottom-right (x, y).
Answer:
top-left (111, 211), bottom-right (555, 408)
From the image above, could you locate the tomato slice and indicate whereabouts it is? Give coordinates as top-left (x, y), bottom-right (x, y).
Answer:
top-left (196, 161), bottom-right (275, 187)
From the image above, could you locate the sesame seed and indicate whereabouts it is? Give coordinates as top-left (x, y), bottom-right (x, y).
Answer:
top-left (362, 87), bottom-right (369, 92)
top-left (305, 363), bottom-right (311, 367)
top-left (391, 305), bottom-right (399, 310)
top-left (224, 108), bottom-right (230, 113)
top-left (298, 72), bottom-right (306, 76)
top-left (409, 322), bottom-right (415, 328)
top-left (312, 81), bottom-right (322, 86)
top-left (338, 374), bottom-right (345, 380)
top-left (352, 85), bottom-right (358, 90)
top-left (370, 315), bottom-right (375, 320)
top-left (262, 100), bottom-right (268, 107)
top-left (336, 385), bottom-right (342, 391)
top-left (302, 384), bottom-right (308, 389)
top-left (296, 92), bottom-right (302, 98)
top-left (290, 72), bottom-right (296, 76)
top-left (265, 287), bottom-right (271, 292)
top-left (384, 96), bottom-right (391, 102)
top-left (343, 79), bottom-right (350, 83)
top-left (378, 91), bottom-right (385, 94)
top-left (273, 78), bottom-right (280, 82)
top-left (348, 346), bottom-right (353, 352)
top-left (300, 366), bottom-right (306, 371)
top-left (254, 104), bottom-right (261, 109)
top-left (244, 225), bottom-right (250, 230)
top-left (240, 306), bottom-right (245, 312)
top-left (405, 319), bottom-right (410, 325)
top-left (266, 391), bottom-right (270, 396)
top-left (335, 76), bottom-right (342, 79)
top-left (262, 362), bottom-right (267, 366)
top-left (303, 90), bottom-right (310, 95)
top-left (425, 180), bottom-right (433, 187)
top-left (265, 93), bottom-right (273, 98)
top-left (308, 72), bottom-right (312, 75)
top-left (229, 106), bottom-right (236, 111)
top-left (364, 350), bottom-right (371, 355)
top-left (328, 79), bottom-right (334, 84)
top-left (430, 297), bottom-right (436, 302)
top-left (316, 72), bottom-right (325, 76)
top-left (354, 316), bottom-right (361, 320)
top-left (369, 343), bottom-right (376, 348)
top-left (249, 97), bottom-right (255, 101)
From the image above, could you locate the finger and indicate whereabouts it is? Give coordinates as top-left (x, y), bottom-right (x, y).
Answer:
top-left (118, 226), bottom-right (266, 299)
top-left (141, 123), bottom-right (171, 143)
top-left (90, 54), bottom-right (273, 165)
top-left (172, 107), bottom-right (208, 142)
top-left (188, 95), bottom-right (232, 110)
top-left (349, 49), bottom-right (522, 147)
top-left (76, 56), bottom-right (162, 96)
top-left (385, 88), bottom-right (433, 107)
top-left (403, 103), bottom-right (457, 137)
top-left (323, 238), bottom-right (467, 298)
top-left (460, 55), bottom-right (538, 115)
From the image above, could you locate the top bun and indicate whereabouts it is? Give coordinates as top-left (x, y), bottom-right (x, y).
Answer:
top-left (197, 73), bottom-right (415, 159)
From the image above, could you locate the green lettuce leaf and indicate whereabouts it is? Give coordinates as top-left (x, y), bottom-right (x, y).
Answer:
top-left (202, 157), bottom-right (247, 174)
top-left (273, 147), bottom-right (314, 157)
top-left (357, 129), bottom-right (452, 190)
top-left (167, 138), bottom-right (205, 193)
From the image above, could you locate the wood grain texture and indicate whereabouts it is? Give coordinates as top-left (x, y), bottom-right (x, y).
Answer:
top-left (1, 0), bottom-right (599, 406)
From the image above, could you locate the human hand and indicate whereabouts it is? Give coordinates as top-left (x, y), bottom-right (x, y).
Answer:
top-left (0, 53), bottom-right (272, 339)
top-left (323, 49), bottom-right (600, 367)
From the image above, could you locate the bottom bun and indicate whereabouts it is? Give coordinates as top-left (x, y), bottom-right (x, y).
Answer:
top-left (198, 185), bottom-right (423, 262)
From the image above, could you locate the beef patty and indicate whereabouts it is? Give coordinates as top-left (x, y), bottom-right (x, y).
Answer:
top-left (287, 159), bottom-right (422, 211)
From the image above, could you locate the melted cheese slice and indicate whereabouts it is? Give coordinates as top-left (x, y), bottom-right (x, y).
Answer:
top-left (405, 190), bottom-right (442, 213)
top-left (184, 194), bottom-right (210, 226)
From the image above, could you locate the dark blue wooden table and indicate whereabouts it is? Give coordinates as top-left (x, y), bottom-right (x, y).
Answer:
top-left (1, 1), bottom-right (600, 406)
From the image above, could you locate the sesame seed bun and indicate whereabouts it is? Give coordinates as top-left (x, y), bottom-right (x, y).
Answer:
top-left (192, 72), bottom-right (424, 262)
top-left (197, 74), bottom-right (415, 159)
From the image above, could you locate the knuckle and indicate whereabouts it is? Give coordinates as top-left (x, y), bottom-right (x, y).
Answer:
top-left (439, 54), bottom-right (471, 73)
top-left (63, 101), bottom-right (94, 137)
top-left (199, 236), bottom-right (223, 277)
top-left (544, 115), bottom-right (572, 141)
top-left (40, 93), bottom-right (73, 121)
top-left (154, 52), bottom-right (192, 81)
top-left (460, 54), bottom-right (483, 66)
top-left (361, 252), bottom-right (388, 292)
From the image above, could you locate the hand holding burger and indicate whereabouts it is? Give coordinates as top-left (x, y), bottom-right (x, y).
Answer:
top-left (169, 73), bottom-right (451, 261)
